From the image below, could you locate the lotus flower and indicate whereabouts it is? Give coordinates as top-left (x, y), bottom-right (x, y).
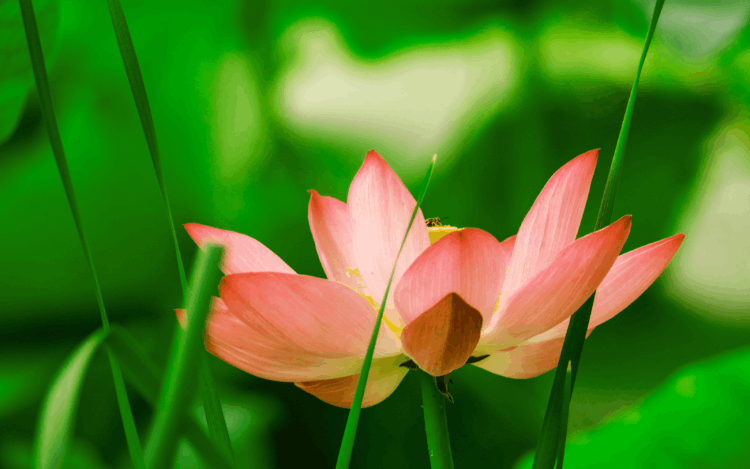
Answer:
top-left (178, 150), bottom-right (683, 408)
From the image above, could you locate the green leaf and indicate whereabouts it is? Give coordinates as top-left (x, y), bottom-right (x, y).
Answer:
top-left (34, 329), bottom-right (107, 469)
top-left (516, 347), bottom-right (750, 468)
top-left (0, 0), bottom-right (60, 143)
top-left (144, 244), bottom-right (225, 469)
top-left (533, 2), bottom-right (667, 467)
top-left (336, 154), bottom-right (438, 469)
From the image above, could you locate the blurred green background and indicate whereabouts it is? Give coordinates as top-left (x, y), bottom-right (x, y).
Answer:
top-left (2, 0), bottom-right (750, 467)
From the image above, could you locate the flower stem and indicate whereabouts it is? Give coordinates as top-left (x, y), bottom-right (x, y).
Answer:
top-left (419, 370), bottom-right (455, 469)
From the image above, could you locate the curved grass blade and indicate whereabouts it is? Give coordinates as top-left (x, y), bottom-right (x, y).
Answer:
top-left (34, 329), bottom-right (107, 469)
top-left (106, 326), bottom-right (235, 469)
top-left (33, 325), bottom-right (232, 469)
top-left (144, 244), bottom-right (224, 469)
top-left (19, 1), bottom-right (144, 467)
top-left (336, 154), bottom-right (438, 469)
top-left (419, 370), bottom-right (455, 469)
top-left (554, 363), bottom-right (572, 469)
top-left (103, 2), bottom-right (234, 463)
top-left (103, 0), bottom-right (187, 295)
top-left (532, 2), bottom-right (666, 468)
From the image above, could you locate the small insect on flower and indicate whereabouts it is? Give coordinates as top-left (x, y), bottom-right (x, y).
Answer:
top-left (425, 216), bottom-right (449, 227)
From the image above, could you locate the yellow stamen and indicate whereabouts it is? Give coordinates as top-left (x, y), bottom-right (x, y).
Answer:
top-left (428, 225), bottom-right (461, 244)
top-left (493, 291), bottom-right (502, 313)
top-left (382, 315), bottom-right (403, 339)
top-left (344, 267), bottom-right (403, 338)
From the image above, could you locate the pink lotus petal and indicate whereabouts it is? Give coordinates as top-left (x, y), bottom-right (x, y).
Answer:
top-left (473, 329), bottom-right (592, 379)
top-left (221, 272), bottom-right (402, 357)
top-left (347, 150), bottom-right (431, 325)
top-left (394, 228), bottom-right (507, 325)
top-left (498, 234), bottom-right (517, 267)
top-left (184, 223), bottom-right (295, 275)
top-left (177, 298), bottom-right (365, 381)
top-left (486, 215), bottom-right (632, 348)
top-left (295, 354), bottom-right (408, 408)
top-left (308, 190), bottom-right (359, 289)
top-left (528, 233), bottom-right (685, 344)
top-left (503, 150), bottom-right (598, 298)
top-left (400, 293), bottom-right (483, 376)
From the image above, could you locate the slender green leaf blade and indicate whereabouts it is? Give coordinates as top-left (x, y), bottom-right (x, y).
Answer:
top-left (594, 0), bottom-right (667, 233)
top-left (103, 3), bottom-right (234, 463)
top-left (336, 154), bottom-right (438, 469)
top-left (533, 2), bottom-right (666, 468)
top-left (19, 1), bottom-right (145, 467)
top-left (34, 329), bottom-right (107, 469)
top-left (554, 364), bottom-right (572, 469)
top-left (145, 245), bottom-right (225, 469)
top-left (107, 327), bottom-right (162, 404)
top-left (103, 0), bottom-right (188, 296)
top-left (106, 350), bottom-right (146, 468)
top-left (198, 358), bottom-right (236, 466)
top-left (106, 326), bottom-right (234, 469)
top-left (0, 0), bottom-right (60, 143)
top-left (533, 297), bottom-right (593, 469)
top-left (17, 0), bottom-right (107, 327)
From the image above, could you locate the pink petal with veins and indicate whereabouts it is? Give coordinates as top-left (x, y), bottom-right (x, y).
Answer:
top-left (487, 216), bottom-right (631, 347)
top-left (395, 228), bottom-right (506, 325)
top-left (176, 298), bottom-right (364, 381)
top-left (295, 354), bottom-right (408, 408)
top-left (528, 233), bottom-right (684, 344)
top-left (221, 272), bottom-right (402, 357)
top-left (347, 150), bottom-right (431, 325)
top-left (503, 150), bottom-right (598, 298)
top-left (308, 190), bottom-right (359, 289)
top-left (473, 329), bottom-right (592, 379)
top-left (184, 223), bottom-right (295, 275)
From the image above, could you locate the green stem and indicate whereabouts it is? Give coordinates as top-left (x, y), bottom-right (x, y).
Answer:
top-left (18, 0), bottom-right (145, 467)
top-left (419, 371), bottom-right (455, 469)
